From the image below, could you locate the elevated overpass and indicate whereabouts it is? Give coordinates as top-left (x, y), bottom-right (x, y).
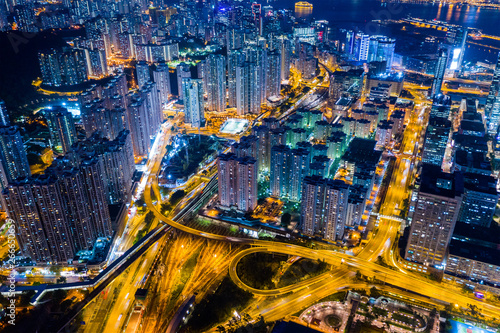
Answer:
top-left (144, 170), bottom-right (500, 322)
top-left (0, 224), bottom-right (170, 306)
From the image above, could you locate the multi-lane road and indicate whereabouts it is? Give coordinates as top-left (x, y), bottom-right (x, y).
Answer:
top-left (146, 177), bottom-right (500, 325)
top-left (141, 95), bottom-right (500, 330)
top-left (80, 120), bottom-right (180, 333)
top-left (87, 79), bottom-right (498, 333)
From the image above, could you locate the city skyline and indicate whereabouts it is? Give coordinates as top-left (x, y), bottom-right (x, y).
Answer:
top-left (0, 0), bottom-right (500, 332)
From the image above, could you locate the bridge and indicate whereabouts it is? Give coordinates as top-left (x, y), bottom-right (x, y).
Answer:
top-left (0, 224), bottom-right (170, 305)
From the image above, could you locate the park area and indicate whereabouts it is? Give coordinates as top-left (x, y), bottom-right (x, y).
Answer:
top-left (236, 252), bottom-right (329, 290)
top-left (158, 134), bottom-right (224, 186)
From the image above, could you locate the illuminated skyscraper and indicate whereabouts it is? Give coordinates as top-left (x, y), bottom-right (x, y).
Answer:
top-left (226, 27), bottom-right (247, 50)
top-left (301, 176), bottom-right (349, 240)
top-left (127, 94), bottom-right (152, 156)
top-left (2, 151), bottom-right (116, 264)
top-left (430, 48), bottom-right (447, 97)
top-left (81, 104), bottom-right (127, 141)
top-left (3, 176), bottom-right (75, 264)
top-left (297, 42), bottom-right (317, 79)
top-left (289, 148), bottom-right (310, 201)
top-left (58, 168), bottom-right (96, 251)
top-left (38, 48), bottom-right (88, 86)
top-left (226, 26), bottom-right (255, 51)
top-left (227, 49), bottom-right (245, 108)
top-left (205, 54), bottom-right (226, 112)
top-left (270, 145), bottom-right (291, 198)
top-left (236, 156), bottom-right (258, 211)
top-left (354, 33), bottom-right (370, 61)
top-left (79, 155), bottom-right (113, 238)
top-left (243, 45), bottom-right (267, 104)
top-left (265, 50), bottom-right (282, 99)
top-left (0, 126), bottom-right (31, 189)
top-left (176, 63), bottom-right (191, 100)
top-left (236, 61), bottom-right (261, 115)
top-left (301, 175), bottom-right (325, 236)
top-left (218, 153), bottom-right (237, 208)
top-left (71, 130), bottom-right (135, 205)
top-left (217, 153), bottom-right (257, 212)
top-left (323, 179), bottom-right (350, 240)
top-left (83, 48), bottom-right (108, 78)
top-left (136, 61), bottom-right (150, 89)
top-left (2, 180), bottom-right (53, 263)
top-left (140, 81), bottom-right (162, 134)
top-left (276, 36), bottom-right (292, 81)
top-left (252, 3), bottom-right (262, 35)
top-left (252, 125), bottom-right (270, 172)
top-left (421, 116), bottom-right (451, 168)
top-left (486, 52), bottom-right (500, 135)
top-left (44, 107), bottom-right (77, 154)
top-left (430, 94), bottom-right (452, 118)
top-left (458, 173), bottom-right (498, 228)
top-left (405, 164), bottom-right (462, 268)
top-left (0, 100), bottom-right (10, 126)
top-left (367, 36), bottom-right (395, 70)
top-left (153, 63), bottom-right (171, 109)
top-left (447, 27), bottom-right (468, 71)
top-left (269, 144), bottom-right (310, 201)
top-left (182, 78), bottom-right (204, 128)
top-left (231, 135), bottom-right (258, 160)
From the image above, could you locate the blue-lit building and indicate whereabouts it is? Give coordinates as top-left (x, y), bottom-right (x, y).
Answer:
top-left (43, 106), bottom-right (77, 154)
top-left (430, 94), bottom-right (452, 118)
top-left (421, 116), bottom-right (451, 167)
top-left (458, 173), bottom-right (498, 228)
top-left (430, 48), bottom-right (447, 98)
top-left (486, 52), bottom-right (500, 136)
top-left (38, 48), bottom-right (88, 87)
top-left (446, 222), bottom-right (500, 288)
top-left (0, 126), bottom-right (31, 190)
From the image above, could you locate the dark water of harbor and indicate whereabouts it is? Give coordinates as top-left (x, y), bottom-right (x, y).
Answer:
top-left (272, 0), bottom-right (500, 34)
top-left (270, 0), bottom-right (500, 62)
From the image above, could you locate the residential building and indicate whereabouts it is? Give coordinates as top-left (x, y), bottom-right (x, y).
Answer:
top-left (405, 165), bottom-right (463, 268)
top-left (182, 78), bottom-right (205, 128)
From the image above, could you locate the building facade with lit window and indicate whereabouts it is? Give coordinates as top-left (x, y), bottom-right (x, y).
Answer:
top-left (300, 175), bottom-right (350, 241)
top-left (405, 164), bottom-right (462, 268)
top-left (38, 48), bottom-right (88, 86)
top-left (421, 116), bottom-right (451, 167)
top-left (217, 153), bottom-right (257, 212)
top-left (182, 78), bottom-right (205, 128)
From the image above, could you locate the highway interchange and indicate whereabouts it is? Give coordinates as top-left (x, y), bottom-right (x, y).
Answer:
top-left (80, 69), bottom-right (500, 332)
top-left (142, 91), bottom-right (500, 329)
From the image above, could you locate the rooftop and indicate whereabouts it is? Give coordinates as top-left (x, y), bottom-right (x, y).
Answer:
top-left (419, 164), bottom-right (463, 198)
top-left (463, 173), bottom-right (498, 195)
top-left (449, 237), bottom-right (500, 267)
top-left (342, 138), bottom-right (382, 166)
top-left (453, 221), bottom-right (500, 246)
top-left (454, 150), bottom-right (491, 173)
top-left (454, 134), bottom-right (489, 153)
top-left (220, 118), bottom-right (249, 134)
top-left (459, 120), bottom-right (485, 135)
